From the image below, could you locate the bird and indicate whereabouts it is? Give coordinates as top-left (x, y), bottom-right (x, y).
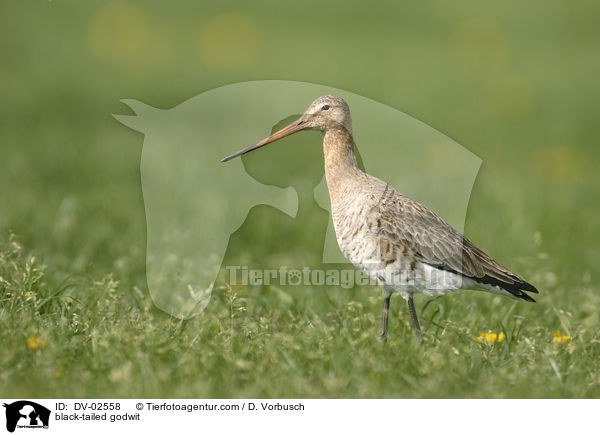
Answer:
top-left (221, 95), bottom-right (538, 341)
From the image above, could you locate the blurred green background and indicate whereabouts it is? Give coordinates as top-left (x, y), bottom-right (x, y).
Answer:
top-left (1, 1), bottom-right (599, 398)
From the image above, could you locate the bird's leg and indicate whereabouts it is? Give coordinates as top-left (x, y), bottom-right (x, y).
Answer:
top-left (407, 295), bottom-right (423, 343)
top-left (380, 294), bottom-right (391, 341)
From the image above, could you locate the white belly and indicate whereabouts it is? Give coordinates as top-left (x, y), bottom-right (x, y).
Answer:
top-left (334, 213), bottom-right (471, 300)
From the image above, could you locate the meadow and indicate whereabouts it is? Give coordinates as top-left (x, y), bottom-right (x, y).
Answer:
top-left (1, 1), bottom-right (599, 398)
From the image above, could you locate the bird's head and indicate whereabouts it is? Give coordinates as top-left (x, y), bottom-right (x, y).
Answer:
top-left (298, 94), bottom-right (352, 133)
top-left (221, 94), bottom-right (352, 162)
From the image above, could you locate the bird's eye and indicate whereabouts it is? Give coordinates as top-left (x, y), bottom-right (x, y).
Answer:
top-left (321, 104), bottom-right (330, 111)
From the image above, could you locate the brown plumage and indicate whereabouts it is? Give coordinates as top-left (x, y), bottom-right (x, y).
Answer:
top-left (222, 94), bottom-right (538, 341)
top-left (373, 187), bottom-right (537, 300)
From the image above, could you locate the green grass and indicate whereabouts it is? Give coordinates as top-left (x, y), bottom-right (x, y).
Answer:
top-left (1, 233), bottom-right (599, 398)
top-left (1, 0), bottom-right (600, 398)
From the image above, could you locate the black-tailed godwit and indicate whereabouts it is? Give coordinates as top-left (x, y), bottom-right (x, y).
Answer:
top-left (222, 95), bottom-right (538, 341)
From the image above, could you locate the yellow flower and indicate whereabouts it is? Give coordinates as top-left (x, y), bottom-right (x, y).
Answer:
top-left (53, 369), bottom-right (63, 378)
top-left (475, 331), bottom-right (505, 344)
top-left (553, 331), bottom-right (570, 344)
top-left (26, 336), bottom-right (45, 351)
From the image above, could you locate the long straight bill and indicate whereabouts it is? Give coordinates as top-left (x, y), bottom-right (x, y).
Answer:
top-left (221, 119), bottom-right (305, 162)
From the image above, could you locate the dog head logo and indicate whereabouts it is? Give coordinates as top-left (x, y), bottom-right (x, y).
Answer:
top-left (3, 401), bottom-right (50, 432)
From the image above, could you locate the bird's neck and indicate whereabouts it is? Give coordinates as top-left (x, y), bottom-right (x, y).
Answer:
top-left (323, 127), bottom-right (363, 205)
